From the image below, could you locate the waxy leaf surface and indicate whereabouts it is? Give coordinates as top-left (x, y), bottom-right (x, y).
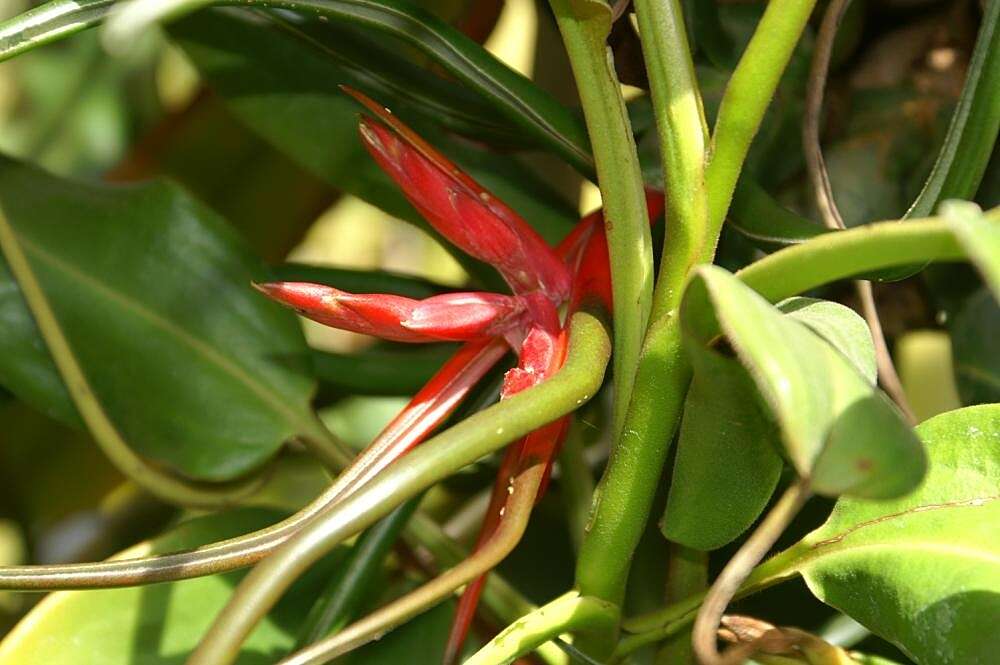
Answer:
top-left (0, 156), bottom-right (315, 480)
top-left (791, 405), bottom-right (1000, 665)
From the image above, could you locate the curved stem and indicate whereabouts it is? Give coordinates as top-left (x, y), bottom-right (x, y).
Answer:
top-left (634, 0), bottom-right (709, 319)
top-left (802, 0), bottom-right (914, 422)
top-left (735, 218), bottom-right (966, 301)
top-left (281, 458), bottom-right (545, 665)
top-left (703, 0), bottom-right (818, 257)
top-left (464, 591), bottom-right (620, 665)
top-left (293, 496), bottom-right (419, 649)
top-left (547, 0), bottom-right (654, 439)
top-left (186, 311), bottom-right (611, 665)
top-left (692, 480), bottom-right (811, 665)
top-left (0, 339), bottom-right (504, 589)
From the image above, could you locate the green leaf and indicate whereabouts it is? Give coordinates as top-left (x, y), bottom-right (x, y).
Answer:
top-left (681, 265), bottom-right (924, 498)
top-left (0, 509), bottom-right (346, 664)
top-left (941, 201), bottom-right (1000, 300)
top-left (663, 296), bottom-right (875, 550)
top-left (950, 288), bottom-right (1000, 405)
top-left (793, 404), bottom-right (1000, 665)
top-left (906, 0), bottom-right (1000, 219)
top-left (0, 156), bottom-right (316, 481)
top-left (169, 8), bottom-right (575, 262)
top-left (661, 340), bottom-right (783, 551)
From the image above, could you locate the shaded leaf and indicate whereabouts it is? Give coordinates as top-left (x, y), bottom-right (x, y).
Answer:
top-left (663, 296), bottom-right (875, 550)
top-left (792, 405), bottom-right (1000, 665)
top-left (949, 288), bottom-right (1000, 405)
top-left (0, 509), bottom-right (346, 664)
top-left (0, 156), bottom-right (316, 481)
top-left (661, 343), bottom-right (783, 551)
top-left (681, 266), bottom-right (924, 498)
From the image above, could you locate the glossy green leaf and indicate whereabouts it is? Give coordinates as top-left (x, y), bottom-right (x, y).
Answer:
top-left (0, 156), bottom-right (316, 481)
top-left (790, 405), bottom-right (1000, 665)
top-left (941, 201), bottom-right (1000, 300)
top-left (0, 509), bottom-right (346, 664)
top-left (663, 296), bottom-right (875, 550)
top-left (168, 8), bottom-right (575, 256)
top-left (950, 288), bottom-right (1000, 405)
top-left (681, 265), bottom-right (924, 498)
top-left (0, 258), bottom-right (79, 427)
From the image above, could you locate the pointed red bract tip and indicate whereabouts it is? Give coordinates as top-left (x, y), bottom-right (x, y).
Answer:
top-left (348, 90), bottom-right (571, 302)
top-left (256, 282), bottom-right (528, 343)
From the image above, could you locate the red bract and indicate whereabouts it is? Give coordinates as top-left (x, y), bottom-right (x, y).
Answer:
top-left (254, 282), bottom-right (527, 343)
top-left (348, 87), bottom-right (571, 303)
top-left (254, 90), bottom-right (666, 663)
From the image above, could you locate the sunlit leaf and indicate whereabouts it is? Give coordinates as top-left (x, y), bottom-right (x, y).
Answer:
top-left (664, 296), bottom-right (876, 550)
top-left (680, 266), bottom-right (924, 498)
top-left (788, 405), bottom-right (1000, 665)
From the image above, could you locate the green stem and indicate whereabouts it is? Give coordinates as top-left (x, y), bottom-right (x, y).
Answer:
top-left (401, 513), bottom-right (569, 665)
top-left (575, 313), bottom-right (689, 606)
top-left (736, 218), bottom-right (966, 301)
top-left (558, 422), bottom-right (595, 553)
top-left (575, 214), bottom-right (972, 615)
top-left (548, 0), bottom-right (654, 438)
top-left (703, 0), bottom-right (818, 256)
top-left (613, 544), bottom-right (808, 660)
top-left (655, 544), bottom-right (707, 665)
top-left (464, 591), bottom-right (620, 665)
top-left (634, 0), bottom-right (709, 319)
top-left (187, 311), bottom-right (611, 665)
top-left (294, 496), bottom-right (419, 648)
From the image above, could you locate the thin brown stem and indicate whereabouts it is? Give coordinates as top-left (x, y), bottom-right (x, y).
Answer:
top-left (802, 0), bottom-right (915, 423)
top-left (692, 480), bottom-right (811, 665)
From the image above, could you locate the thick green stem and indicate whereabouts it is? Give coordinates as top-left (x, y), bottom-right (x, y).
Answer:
top-left (548, 0), bottom-right (654, 437)
top-left (559, 422), bottom-right (596, 552)
top-left (704, 0), bottom-right (819, 256)
top-left (576, 314), bottom-right (689, 606)
top-left (634, 0), bottom-right (709, 319)
top-left (464, 591), bottom-right (620, 665)
top-left (187, 311), bottom-right (611, 665)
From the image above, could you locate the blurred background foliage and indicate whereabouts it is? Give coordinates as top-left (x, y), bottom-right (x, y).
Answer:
top-left (0, 0), bottom-right (995, 661)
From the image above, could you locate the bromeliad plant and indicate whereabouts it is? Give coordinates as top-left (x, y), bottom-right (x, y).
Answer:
top-left (0, 0), bottom-right (997, 665)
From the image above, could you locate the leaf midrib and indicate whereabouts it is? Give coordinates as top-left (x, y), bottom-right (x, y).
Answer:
top-left (793, 496), bottom-right (1000, 572)
top-left (21, 234), bottom-right (311, 432)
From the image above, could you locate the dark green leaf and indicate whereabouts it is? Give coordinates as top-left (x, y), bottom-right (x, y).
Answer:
top-left (312, 345), bottom-right (456, 397)
top-left (0, 156), bottom-right (316, 481)
top-left (906, 0), bottom-right (1000, 218)
top-left (950, 288), bottom-right (1000, 405)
